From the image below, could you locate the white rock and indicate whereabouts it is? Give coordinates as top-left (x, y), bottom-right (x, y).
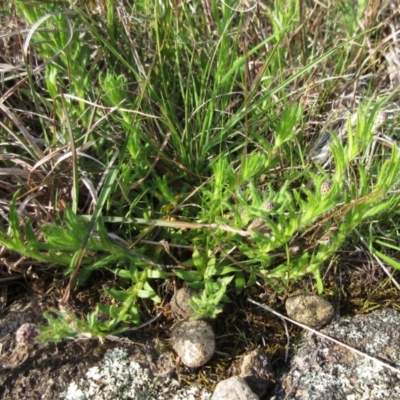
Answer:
top-left (170, 320), bottom-right (215, 368)
top-left (212, 376), bottom-right (259, 400)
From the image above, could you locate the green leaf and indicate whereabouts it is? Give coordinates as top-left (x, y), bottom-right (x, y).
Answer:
top-left (146, 269), bottom-right (170, 279)
top-left (81, 166), bottom-right (119, 251)
top-left (374, 240), bottom-right (400, 252)
top-left (204, 255), bottom-right (217, 278)
top-left (105, 288), bottom-right (131, 302)
top-left (9, 192), bottom-right (23, 246)
top-left (174, 270), bottom-right (202, 282)
top-left (313, 267), bottom-right (324, 294)
top-left (138, 282), bottom-right (161, 303)
top-left (96, 218), bottom-right (112, 249)
top-left (362, 202), bottom-right (390, 219)
top-left (25, 219), bottom-right (37, 245)
top-left (117, 270), bottom-right (132, 279)
top-left (216, 265), bottom-right (241, 275)
top-left (274, 104), bottom-right (302, 148)
top-left (235, 271), bottom-right (246, 290)
top-left (247, 273), bottom-right (257, 287)
top-left (374, 250), bottom-right (400, 270)
top-left (192, 247), bottom-right (205, 269)
top-left (219, 275), bottom-right (235, 287)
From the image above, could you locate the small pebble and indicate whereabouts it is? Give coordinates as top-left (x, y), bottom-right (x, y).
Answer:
top-left (170, 320), bottom-right (215, 368)
top-left (285, 292), bottom-right (335, 328)
top-left (170, 287), bottom-right (195, 320)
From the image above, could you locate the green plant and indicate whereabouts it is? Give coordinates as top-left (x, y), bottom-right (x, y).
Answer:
top-left (3, 0), bottom-right (400, 343)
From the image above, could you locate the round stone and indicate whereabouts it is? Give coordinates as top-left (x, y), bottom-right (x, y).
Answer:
top-left (285, 292), bottom-right (335, 328)
top-left (170, 320), bottom-right (215, 368)
top-left (170, 287), bottom-right (195, 320)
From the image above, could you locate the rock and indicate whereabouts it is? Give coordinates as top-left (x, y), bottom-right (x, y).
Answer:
top-left (62, 347), bottom-right (212, 400)
top-left (0, 296), bottom-right (108, 399)
top-left (212, 376), bottom-right (259, 400)
top-left (285, 292), bottom-right (335, 328)
top-left (274, 308), bottom-right (400, 399)
top-left (239, 349), bottom-right (274, 398)
top-left (170, 320), bottom-right (215, 368)
top-left (170, 287), bottom-right (195, 320)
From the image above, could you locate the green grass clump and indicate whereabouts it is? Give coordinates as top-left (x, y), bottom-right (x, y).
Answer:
top-left (1, 0), bottom-right (400, 341)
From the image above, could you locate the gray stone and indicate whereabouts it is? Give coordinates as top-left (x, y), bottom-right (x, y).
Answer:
top-left (62, 347), bottom-right (212, 400)
top-left (274, 308), bottom-right (400, 399)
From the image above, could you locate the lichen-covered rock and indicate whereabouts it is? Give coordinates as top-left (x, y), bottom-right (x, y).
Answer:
top-left (62, 347), bottom-right (212, 400)
top-left (170, 287), bottom-right (195, 320)
top-left (285, 292), bottom-right (334, 328)
top-left (274, 308), bottom-right (400, 400)
top-left (212, 376), bottom-right (259, 400)
top-left (170, 320), bottom-right (215, 368)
